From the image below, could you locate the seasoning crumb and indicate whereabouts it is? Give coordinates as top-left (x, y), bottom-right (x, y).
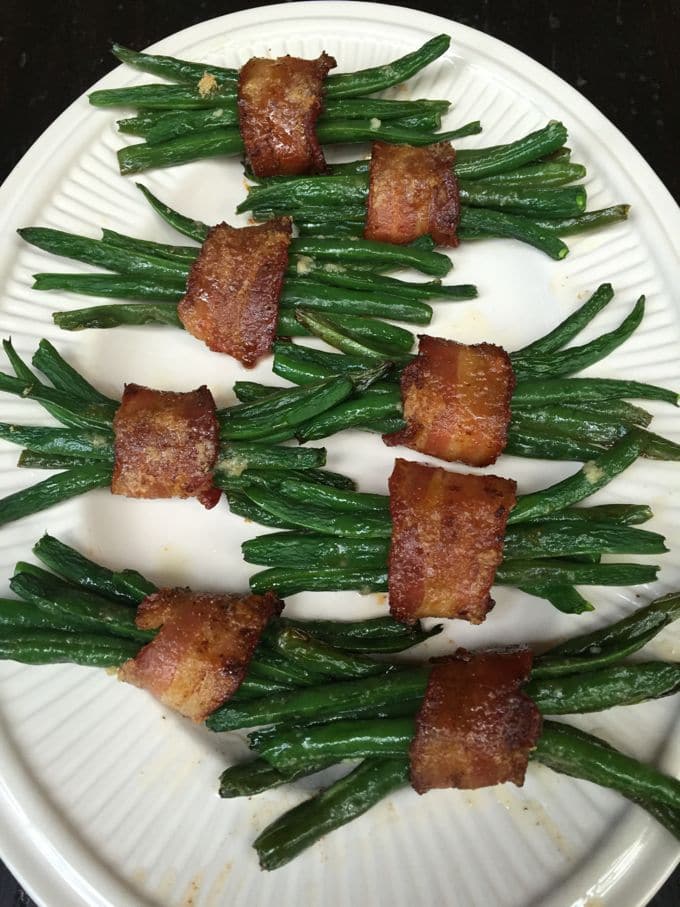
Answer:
top-left (198, 73), bottom-right (219, 97)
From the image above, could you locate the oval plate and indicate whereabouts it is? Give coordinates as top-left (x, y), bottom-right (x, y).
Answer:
top-left (0, 3), bottom-right (679, 906)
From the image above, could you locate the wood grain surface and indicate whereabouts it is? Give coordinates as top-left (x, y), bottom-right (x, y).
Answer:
top-left (0, 1), bottom-right (678, 905)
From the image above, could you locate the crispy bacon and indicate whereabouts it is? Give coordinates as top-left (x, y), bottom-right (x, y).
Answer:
top-left (409, 649), bottom-right (542, 793)
top-left (178, 218), bottom-right (292, 367)
top-left (364, 141), bottom-right (460, 246)
top-left (388, 459), bottom-right (516, 624)
top-left (238, 53), bottom-right (336, 177)
top-left (112, 384), bottom-right (220, 508)
top-left (384, 335), bottom-right (515, 466)
top-left (119, 588), bottom-right (283, 722)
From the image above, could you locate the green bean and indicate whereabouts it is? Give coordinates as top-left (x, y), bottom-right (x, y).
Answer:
top-left (0, 465), bottom-right (113, 528)
top-left (459, 208), bottom-right (569, 259)
top-left (455, 122), bottom-right (569, 179)
top-left (118, 107), bottom-right (240, 143)
top-left (294, 309), bottom-right (413, 361)
top-left (17, 452), bottom-right (100, 471)
top-left (502, 522), bottom-right (667, 560)
top-left (118, 128), bottom-right (244, 175)
top-left (513, 283), bottom-right (614, 357)
top-left (247, 650), bottom-right (319, 689)
top-left (512, 377), bottom-right (678, 407)
top-left (31, 339), bottom-right (118, 405)
top-left (266, 616), bottom-right (440, 653)
top-left (90, 83), bottom-right (238, 110)
top-left (291, 238), bottom-right (452, 277)
top-left (326, 98), bottom-right (451, 120)
top-left (0, 629), bottom-right (140, 667)
top-left (100, 228), bottom-right (198, 262)
top-left (219, 757), bottom-right (335, 798)
top-left (233, 677), bottom-right (293, 701)
top-left (243, 533), bottom-right (390, 570)
top-left (232, 382), bottom-right (285, 403)
top-left (278, 479), bottom-right (390, 514)
top-left (0, 598), bottom-right (86, 632)
top-left (276, 615), bottom-right (420, 642)
top-left (253, 757), bottom-right (410, 870)
top-left (205, 668), bottom-right (429, 731)
top-left (295, 393), bottom-right (404, 443)
top-left (526, 663), bottom-right (680, 714)
top-left (534, 206), bottom-right (631, 236)
top-left (136, 183), bottom-right (209, 242)
top-left (274, 629), bottom-right (393, 679)
top-left (242, 485), bottom-right (391, 538)
top-left (53, 302), bottom-right (183, 332)
top-left (0, 372), bottom-right (117, 430)
top-left (496, 559), bottom-right (658, 587)
top-left (110, 42), bottom-right (239, 85)
top-left (512, 402), bottom-right (651, 439)
top-left (218, 376), bottom-right (356, 441)
top-left (215, 442), bottom-right (326, 474)
top-left (508, 431), bottom-right (649, 524)
top-left (505, 425), bottom-right (606, 462)
top-left (33, 533), bottom-right (156, 604)
top-left (548, 591), bottom-right (680, 658)
top-left (465, 162), bottom-right (586, 189)
top-left (10, 566), bottom-right (152, 642)
top-left (316, 117), bottom-right (482, 147)
top-left (239, 176), bottom-right (369, 213)
top-left (0, 424), bottom-right (114, 460)
top-left (273, 342), bottom-right (374, 385)
top-left (40, 275), bottom-right (185, 303)
top-left (324, 34), bottom-right (451, 97)
top-left (289, 263), bottom-right (476, 302)
top-left (520, 585), bottom-right (593, 614)
top-left (459, 184), bottom-right (587, 218)
top-left (531, 504), bottom-right (653, 526)
top-left (534, 720), bottom-right (680, 813)
top-left (532, 625), bottom-right (663, 677)
top-left (295, 310), bottom-right (414, 357)
top-left (254, 717), bottom-right (415, 769)
top-left (249, 567), bottom-right (388, 597)
top-left (18, 228), bottom-right (189, 282)
top-left (281, 281), bottom-right (433, 324)
top-left (512, 298), bottom-right (645, 380)
top-left (226, 491), bottom-right (300, 531)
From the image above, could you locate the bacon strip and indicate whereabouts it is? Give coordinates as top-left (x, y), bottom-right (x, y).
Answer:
top-left (238, 53), bottom-right (336, 177)
top-left (410, 649), bottom-right (542, 793)
top-left (119, 588), bottom-right (283, 722)
top-left (384, 335), bottom-right (516, 466)
top-left (388, 459), bottom-right (516, 624)
top-left (112, 384), bottom-right (220, 509)
top-left (364, 141), bottom-right (460, 247)
top-left (178, 218), bottom-right (292, 367)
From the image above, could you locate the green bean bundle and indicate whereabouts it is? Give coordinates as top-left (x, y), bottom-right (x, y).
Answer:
top-left (235, 429), bottom-right (664, 614)
top-left (88, 36), bottom-right (485, 174)
top-left (239, 122), bottom-right (629, 259)
top-left (257, 284), bottom-right (680, 464)
top-left (0, 534), bottom-right (438, 677)
top-left (0, 338), bottom-right (385, 527)
top-left (211, 590), bottom-right (680, 868)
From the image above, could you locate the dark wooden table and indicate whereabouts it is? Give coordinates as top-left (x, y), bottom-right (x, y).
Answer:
top-left (1, 1), bottom-right (678, 904)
